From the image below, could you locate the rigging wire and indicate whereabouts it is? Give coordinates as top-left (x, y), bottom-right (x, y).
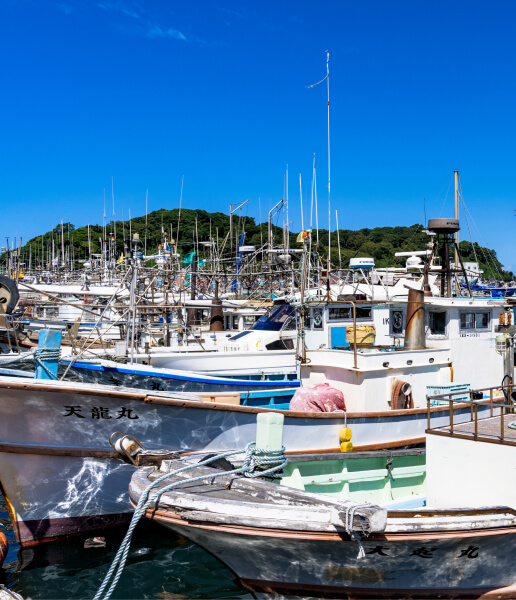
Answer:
top-left (458, 181), bottom-right (503, 280)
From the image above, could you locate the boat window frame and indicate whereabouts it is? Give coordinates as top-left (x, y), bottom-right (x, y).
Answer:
top-left (425, 308), bottom-right (448, 339)
top-left (327, 305), bottom-right (372, 322)
top-left (252, 304), bottom-right (296, 332)
top-left (390, 308), bottom-right (405, 336)
top-left (243, 314), bottom-right (260, 330)
top-left (281, 315), bottom-right (297, 331)
top-left (265, 338), bottom-right (295, 351)
top-left (459, 310), bottom-right (490, 331)
top-left (312, 307), bottom-right (324, 330)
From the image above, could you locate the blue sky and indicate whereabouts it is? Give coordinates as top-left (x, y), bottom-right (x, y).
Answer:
top-left (0, 0), bottom-right (515, 270)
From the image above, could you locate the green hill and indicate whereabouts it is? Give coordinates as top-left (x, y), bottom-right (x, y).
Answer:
top-left (16, 208), bottom-right (514, 281)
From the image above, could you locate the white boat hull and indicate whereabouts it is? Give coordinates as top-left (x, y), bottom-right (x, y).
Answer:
top-left (135, 349), bottom-right (296, 375)
top-left (0, 377), bottom-right (496, 545)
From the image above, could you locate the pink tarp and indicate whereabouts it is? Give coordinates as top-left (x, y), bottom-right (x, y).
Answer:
top-left (289, 382), bottom-right (346, 413)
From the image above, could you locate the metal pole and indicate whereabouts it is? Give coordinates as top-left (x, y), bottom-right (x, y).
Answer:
top-left (454, 170), bottom-right (459, 294)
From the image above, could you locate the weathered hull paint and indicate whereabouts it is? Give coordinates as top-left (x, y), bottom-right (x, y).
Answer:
top-left (156, 517), bottom-right (516, 599)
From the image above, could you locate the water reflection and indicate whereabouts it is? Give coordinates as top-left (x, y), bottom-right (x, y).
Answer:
top-left (1, 496), bottom-right (250, 600)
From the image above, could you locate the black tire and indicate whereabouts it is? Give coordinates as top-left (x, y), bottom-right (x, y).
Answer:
top-left (0, 275), bottom-right (19, 314)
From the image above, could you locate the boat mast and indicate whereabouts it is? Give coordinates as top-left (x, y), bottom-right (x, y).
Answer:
top-left (286, 165), bottom-right (289, 254)
top-left (61, 220), bottom-right (65, 268)
top-left (176, 176), bottom-right (183, 256)
top-left (308, 51), bottom-right (330, 277)
top-left (326, 51), bottom-right (331, 276)
top-left (145, 189), bottom-right (148, 257)
top-left (454, 170), bottom-right (459, 294)
top-left (299, 172), bottom-right (304, 231)
top-left (112, 176), bottom-right (116, 243)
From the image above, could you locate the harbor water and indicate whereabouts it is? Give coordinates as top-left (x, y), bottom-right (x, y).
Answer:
top-left (0, 496), bottom-right (250, 600)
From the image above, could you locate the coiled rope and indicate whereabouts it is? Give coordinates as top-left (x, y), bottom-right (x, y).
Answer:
top-left (93, 442), bottom-right (286, 600)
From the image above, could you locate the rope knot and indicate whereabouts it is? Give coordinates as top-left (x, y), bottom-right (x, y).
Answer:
top-left (240, 442), bottom-right (287, 478)
top-left (35, 348), bottom-right (61, 380)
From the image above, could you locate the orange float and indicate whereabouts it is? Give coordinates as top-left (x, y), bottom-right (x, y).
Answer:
top-left (0, 531), bottom-right (8, 567)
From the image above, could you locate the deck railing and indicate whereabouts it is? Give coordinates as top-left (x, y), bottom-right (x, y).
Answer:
top-left (426, 384), bottom-right (515, 441)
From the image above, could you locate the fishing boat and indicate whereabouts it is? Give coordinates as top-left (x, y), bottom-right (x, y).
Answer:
top-left (128, 394), bottom-right (516, 599)
top-left (60, 356), bottom-right (299, 393)
top-left (0, 372), bottom-right (495, 548)
top-left (0, 216), bottom-right (513, 548)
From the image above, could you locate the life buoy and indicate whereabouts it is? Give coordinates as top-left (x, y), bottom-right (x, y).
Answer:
top-left (391, 379), bottom-right (414, 410)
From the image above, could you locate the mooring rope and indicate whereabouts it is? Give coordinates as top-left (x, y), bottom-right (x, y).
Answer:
top-left (93, 442), bottom-right (286, 600)
top-left (0, 348), bottom-right (37, 366)
top-left (0, 347), bottom-right (61, 380)
top-left (342, 502), bottom-right (371, 559)
top-left (34, 348), bottom-right (61, 380)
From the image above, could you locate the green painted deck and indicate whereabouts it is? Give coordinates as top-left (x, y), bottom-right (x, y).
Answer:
top-left (280, 450), bottom-right (426, 507)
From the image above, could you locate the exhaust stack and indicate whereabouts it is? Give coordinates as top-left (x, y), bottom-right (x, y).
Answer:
top-left (210, 281), bottom-right (224, 332)
top-left (404, 288), bottom-right (426, 350)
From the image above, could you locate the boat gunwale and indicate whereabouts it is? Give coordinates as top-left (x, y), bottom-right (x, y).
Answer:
top-left (139, 504), bottom-right (516, 541)
top-left (0, 378), bottom-right (501, 420)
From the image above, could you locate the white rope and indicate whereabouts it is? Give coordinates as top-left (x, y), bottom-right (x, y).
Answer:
top-left (342, 503), bottom-right (371, 559)
top-left (0, 348), bottom-right (37, 366)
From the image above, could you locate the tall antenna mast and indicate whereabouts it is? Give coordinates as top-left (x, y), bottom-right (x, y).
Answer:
top-left (299, 172), bottom-right (304, 231)
top-left (103, 189), bottom-right (106, 241)
top-left (112, 176), bottom-right (116, 241)
top-left (177, 176), bottom-right (184, 254)
top-left (286, 165), bottom-right (289, 253)
top-left (145, 189), bottom-right (148, 256)
top-left (61, 220), bottom-right (65, 267)
top-left (308, 50), bottom-right (331, 273)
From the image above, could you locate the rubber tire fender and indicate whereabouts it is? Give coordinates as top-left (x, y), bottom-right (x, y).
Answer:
top-left (0, 275), bottom-right (20, 314)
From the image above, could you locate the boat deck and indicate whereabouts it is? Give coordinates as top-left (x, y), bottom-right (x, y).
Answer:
top-left (431, 412), bottom-right (516, 445)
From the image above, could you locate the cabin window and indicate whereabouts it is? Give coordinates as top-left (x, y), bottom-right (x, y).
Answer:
top-left (243, 315), bottom-right (259, 329)
top-left (253, 304), bottom-right (295, 331)
top-left (224, 315), bottom-right (239, 330)
top-left (313, 308), bottom-right (323, 329)
top-left (429, 311), bottom-right (446, 335)
top-left (304, 311), bottom-right (311, 329)
top-left (329, 307), bottom-right (351, 320)
top-left (390, 310), bottom-right (404, 335)
top-left (266, 339), bottom-right (294, 351)
top-left (282, 316), bottom-right (297, 331)
top-left (328, 306), bottom-right (372, 320)
top-left (460, 311), bottom-right (490, 330)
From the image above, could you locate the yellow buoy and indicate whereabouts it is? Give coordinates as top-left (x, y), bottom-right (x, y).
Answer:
top-left (340, 441), bottom-right (353, 452)
top-left (339, 426), bottom-right (352, 442)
